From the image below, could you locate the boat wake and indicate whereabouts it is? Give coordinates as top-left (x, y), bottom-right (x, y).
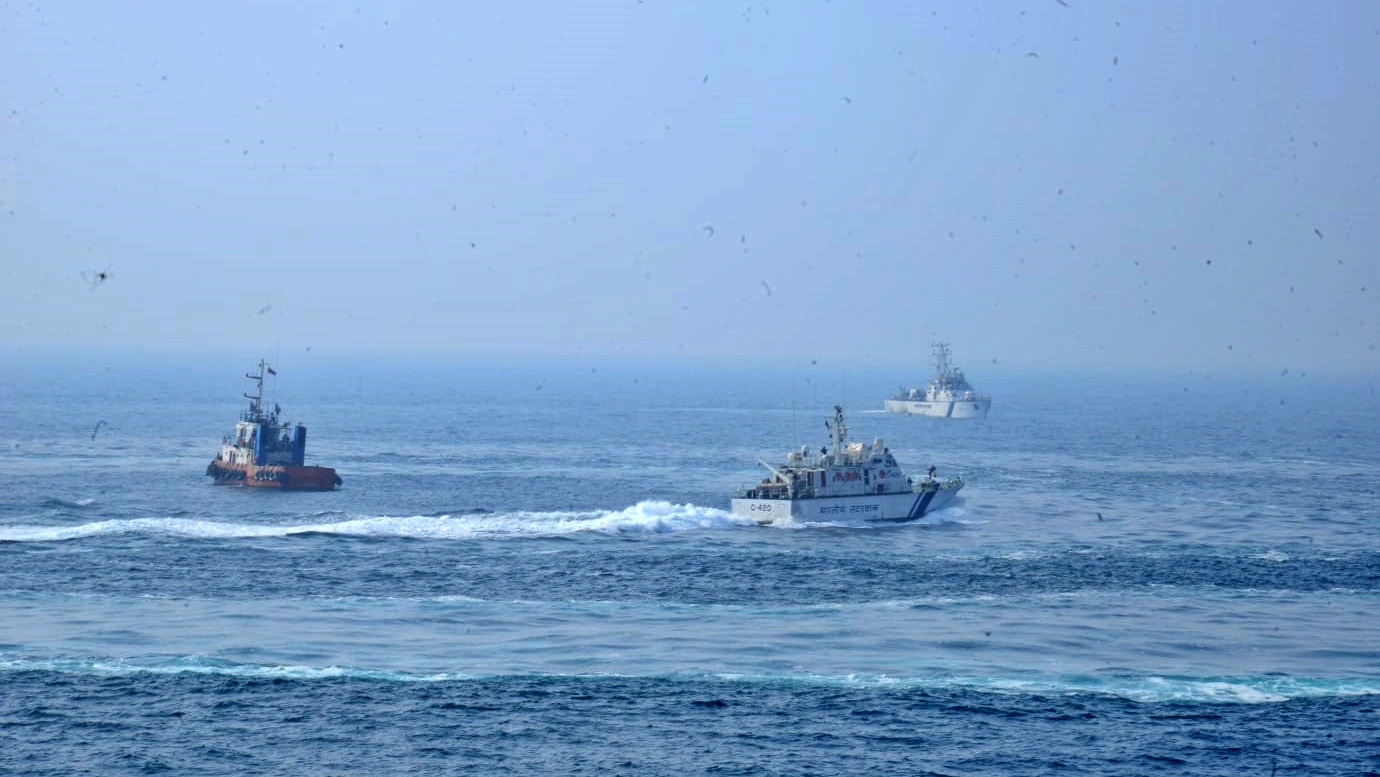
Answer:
top-left (0, 500), bottom-right (978, 542)
top-left (0, 500), bottom-right (977, 542)
top-left (0, 501), bottom-right (760, 542)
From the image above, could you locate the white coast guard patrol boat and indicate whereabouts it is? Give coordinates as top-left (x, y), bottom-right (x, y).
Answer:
top-left (731, 406), bottom-right (964, 524)
top-left (885, 342), bottom-right (991, 419)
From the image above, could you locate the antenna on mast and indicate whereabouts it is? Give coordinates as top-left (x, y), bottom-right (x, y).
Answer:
top-left (932, 342), bottom-right (953, 377)
top-left (825, 404), bottom-right (848, 458)
top-left (242, 358), bottom-right (279, 422)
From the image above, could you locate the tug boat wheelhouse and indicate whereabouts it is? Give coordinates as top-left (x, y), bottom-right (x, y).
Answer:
top-left (205, 360), bottom-right (341, 491)
top-left (730, 405), bottom-right (963, 524)
top-left (885, 342), bottom-right (992, 419)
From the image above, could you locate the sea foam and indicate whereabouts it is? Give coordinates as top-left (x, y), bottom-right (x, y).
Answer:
top-left (0, 501), bottom-right (756, 542)
top-left (1, 655), bottom-right (1374, 704)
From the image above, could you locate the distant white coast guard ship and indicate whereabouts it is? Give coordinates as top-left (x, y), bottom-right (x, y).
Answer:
top-left (731, 405), bottom-right (964, 524)
top-left (885, 342), bottom-right (992, 419)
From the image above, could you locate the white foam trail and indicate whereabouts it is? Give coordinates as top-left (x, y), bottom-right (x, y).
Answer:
top-left (912, 504), bottom-right (970, 526)
top-left (708, 670), bottom-right (1380, 703)
top-left (1, 656), bottom-right (1374, 703)
top-left (571, 501), bottom-right (754, 534)
top-left (0, 518), bottom-right (294, 542)
top-left (0, 501), bottom-right (757, 542)
top-left (0, 656), bottom-right (468, 683)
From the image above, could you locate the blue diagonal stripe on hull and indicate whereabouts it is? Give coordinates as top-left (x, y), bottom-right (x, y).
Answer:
top-left (913, 490), bottom-right (937, 518)
top-left (908, 490), bottom-right (938, 519)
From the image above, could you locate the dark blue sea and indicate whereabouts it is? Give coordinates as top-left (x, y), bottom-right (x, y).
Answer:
top-left (2, 353), bottom-right (1378, 776)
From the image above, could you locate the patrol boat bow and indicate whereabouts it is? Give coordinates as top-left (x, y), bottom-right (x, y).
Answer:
top-left (731, 406), bottom-right (963, 524)
top-left (205, 359), bottom-right (342, 491)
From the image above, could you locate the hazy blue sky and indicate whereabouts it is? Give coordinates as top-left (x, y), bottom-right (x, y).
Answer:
top-left (3, 1), bottom-right (1377, 373)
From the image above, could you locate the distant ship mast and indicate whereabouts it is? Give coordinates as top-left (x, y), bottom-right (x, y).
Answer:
top-left (825, 404), bottom-right (848, 462)
top-left (932, 343), bottom-right (954, 378)
top-left (241, 359), bottom-right (279, 425)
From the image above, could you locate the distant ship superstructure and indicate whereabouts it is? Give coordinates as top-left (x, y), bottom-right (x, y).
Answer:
top-left (205, 360), bottom-right (341, 491)
top-left (730, 405), bottom-right (963, 524)
top-left (885, 342), bottom-right (992, 419)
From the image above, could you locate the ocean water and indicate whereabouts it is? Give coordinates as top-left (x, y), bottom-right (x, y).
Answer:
top-left (1, 355), bottom-right (1378, 775)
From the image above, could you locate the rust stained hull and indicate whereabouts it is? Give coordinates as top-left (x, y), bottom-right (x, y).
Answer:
top-left (207, 461), bottom-right (341, 491)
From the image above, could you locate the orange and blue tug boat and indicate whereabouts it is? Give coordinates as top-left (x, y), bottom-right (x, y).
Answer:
top-left (205, 359), bottom-right (342, 491)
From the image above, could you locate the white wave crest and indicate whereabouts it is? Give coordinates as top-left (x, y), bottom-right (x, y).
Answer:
top-left (0, 501), bottom-right (756, 542)
top-left (3, 656), bottom-right (1375, 703)
top-left (0, 656), bottom-right (469, 683)
top-left (710, 670), bottom-right (1380, 704)
top-left (0, 517), bottom-right (294, 542)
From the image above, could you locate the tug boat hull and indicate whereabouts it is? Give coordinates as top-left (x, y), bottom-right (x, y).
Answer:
top-left (206, 461), bottom-right (341, 491)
